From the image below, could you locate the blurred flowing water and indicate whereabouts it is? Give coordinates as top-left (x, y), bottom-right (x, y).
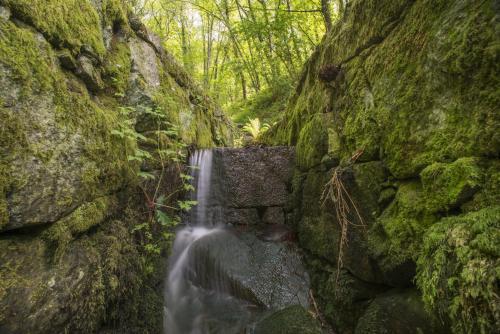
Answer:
top-left (164, 150), bottom-right (254, 334)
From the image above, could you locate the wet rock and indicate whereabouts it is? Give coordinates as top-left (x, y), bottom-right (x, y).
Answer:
top-left (253, 305), bottom-right (323, 334)
top-left (355, 289), bottom-right (447, 334)
top-left (223, 207), bottom-right (260, 226)
top-left (210, 146), bottom-right (295, 208)
top-left (257, 224), bottom-right (295, 242)
top-left (262, 206), bottom-right (285, 225)
top-left (189, 229), bottom-right (310, 309)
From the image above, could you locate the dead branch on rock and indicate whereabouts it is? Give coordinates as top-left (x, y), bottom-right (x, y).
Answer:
top-left (321, 150), bottom-right (365, 285)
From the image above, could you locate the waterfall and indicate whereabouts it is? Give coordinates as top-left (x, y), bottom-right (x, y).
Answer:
top-left (164, 148), bottom-right (310, 334)
top-left (189, 150), bottom-right (213, 226)
top-left (163, 150), bottom-right (251, 334)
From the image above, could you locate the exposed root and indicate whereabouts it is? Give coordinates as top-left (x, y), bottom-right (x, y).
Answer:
top-left (309, 289), bottom-right (335, 333)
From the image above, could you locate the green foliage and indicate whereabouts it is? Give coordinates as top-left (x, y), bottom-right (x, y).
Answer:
top-left (134, 0), bottom-right (330, 108)
top-left (416, 207), bottom-right (500, 334)
top-left (111, 104), bottom-right (195, 254)
top-left (228, 81), bottom-right (293, 124)
top-left (242, 117), bottom-right (271, 142)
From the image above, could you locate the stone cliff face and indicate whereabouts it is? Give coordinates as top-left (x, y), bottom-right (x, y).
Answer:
top-left (267, 0), bottom-right (499, 333)
top-left (0, 1), bottom-right (231, 333)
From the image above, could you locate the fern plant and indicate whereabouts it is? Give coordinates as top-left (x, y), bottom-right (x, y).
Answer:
top-left (242, 118), bottom-right (270, 141)
top-left (112, 104), bottom-right (197, 255)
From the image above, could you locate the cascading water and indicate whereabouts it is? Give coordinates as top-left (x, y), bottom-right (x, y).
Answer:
top-left (164, 150), bottom-right (253, 334)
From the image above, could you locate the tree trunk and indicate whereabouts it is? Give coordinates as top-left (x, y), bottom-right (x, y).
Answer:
top-left (321, 0), bottom-right (333, 31)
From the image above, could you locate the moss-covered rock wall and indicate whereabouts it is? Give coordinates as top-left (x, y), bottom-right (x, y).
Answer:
top-left (0, 1), bottom-right (232, 333)
top-left (267, 0), bottom-right (499, 333)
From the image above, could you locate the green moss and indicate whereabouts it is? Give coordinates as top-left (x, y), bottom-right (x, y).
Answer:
top-left (101, 0), bottom-right (130, 31)
top-left (254, 305), bottom-right (323, 334)
top-left (3, 0), bottom-right (106, 57)
top-left (43, 196), bottom-right (118, 260)
top-left (369, 181), bottom-right (437, 270)
top-left (295, 114), bottom-right (329, 171)
top-left (103, 40), bottom-right (131, 96)
top-left (194, 115), bottom-right (216, 148)
top-left (420, 157), bottom-right (483, 213)
top-left (355, 289), bottom-right (445, 334)
top-left (461, 160), bottom-right (500, 212)
top-left (416, 206), bottom-right (500, 334)
top-left (0, 101), bottom-right (27, 229)
top-left (0, 19), bottom-right (55, 92)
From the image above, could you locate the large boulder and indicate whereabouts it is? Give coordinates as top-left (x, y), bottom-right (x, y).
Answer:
top-left (188, 228), bottom-right (310, 309)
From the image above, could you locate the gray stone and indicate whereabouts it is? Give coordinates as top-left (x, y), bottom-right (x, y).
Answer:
top-left (0, 6), bottom-right (11, 20)
top-left (76, 55), bottom-right (104, 92)
top-left (189, 229), bottom-right (310, 309)
top-left (262, 206), bottom-right (285, 225)
top-left (129, 37), bottom-right (161, 92)
top-left (210, 147), bottom-right (295, 208)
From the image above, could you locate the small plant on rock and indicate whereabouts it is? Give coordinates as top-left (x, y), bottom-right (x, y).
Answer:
top-left (112, 104), bottom-right (197, 255)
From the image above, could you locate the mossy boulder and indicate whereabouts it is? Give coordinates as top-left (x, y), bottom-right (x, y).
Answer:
top-left (253, 305), bottom-right (323, 334)
top-left (0, 1), bottom-right (232, 332)
top-left (272, 0), bottom-right (499, 178)
top-left (355, 289), bottom-right (446, 334)
top-left (416, 206), bottom-right (500, 334)
top-left (268, 0), bottom-right (499, 332)
top-left (0, 216), bottom-right (143, 334)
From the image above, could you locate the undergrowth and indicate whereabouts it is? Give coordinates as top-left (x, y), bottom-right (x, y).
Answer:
top-left (111, 104), bottom-right (197, 256)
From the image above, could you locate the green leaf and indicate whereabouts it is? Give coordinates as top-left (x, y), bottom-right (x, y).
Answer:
top-left (178, 200), bottom-right (198, 211)
top-left (138, 171), bottom-right (156, 180)
top-left (156, 209), bottom-right (173, 226)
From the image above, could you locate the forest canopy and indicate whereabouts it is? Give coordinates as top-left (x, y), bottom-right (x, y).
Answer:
top-left (128, 0), bottom-right (344, 121)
